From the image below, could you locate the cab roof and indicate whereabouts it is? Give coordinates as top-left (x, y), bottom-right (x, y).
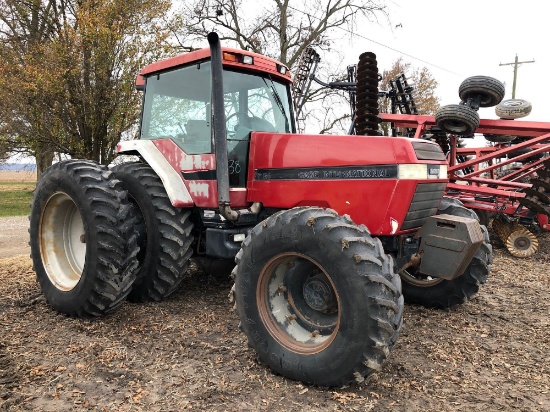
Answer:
top-left (136, 47), bottom-right (292, 89)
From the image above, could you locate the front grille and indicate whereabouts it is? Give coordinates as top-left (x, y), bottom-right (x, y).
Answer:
top-left (412, 141), bottom-right (446, 161)
top-left (401, 182), bottom-right (446, 230)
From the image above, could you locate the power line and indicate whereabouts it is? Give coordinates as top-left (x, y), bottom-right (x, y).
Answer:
top-left (286, 4), bottom-right (465, 77)
top-left (499, 54), bottom-right (535, 99)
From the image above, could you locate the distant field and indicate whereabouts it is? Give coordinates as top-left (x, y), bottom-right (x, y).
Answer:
top-left (0, 170), bottom-right (36, 183)
top-left (0, 172), bottom-right (36, 217)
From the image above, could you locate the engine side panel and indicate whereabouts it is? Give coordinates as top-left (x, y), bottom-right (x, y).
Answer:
top-left (247, 132), bottom-right (447, 235)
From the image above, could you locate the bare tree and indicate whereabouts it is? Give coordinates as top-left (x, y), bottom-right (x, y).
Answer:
top-left (378, 57), bottom-right (440, 135)
top-left (175, 0), bottom-right (389, 134)
top-left (178, 0), bottom-right (386, 65)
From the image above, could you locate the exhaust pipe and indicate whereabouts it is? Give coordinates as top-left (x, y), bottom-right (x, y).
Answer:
top-left (208, 32), bottom-right (231, 208)
top-left (207, 32), bottom-right (261, 221)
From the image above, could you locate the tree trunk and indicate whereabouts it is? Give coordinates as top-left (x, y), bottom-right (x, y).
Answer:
top-left (36, 149), bottom-right (54, 179)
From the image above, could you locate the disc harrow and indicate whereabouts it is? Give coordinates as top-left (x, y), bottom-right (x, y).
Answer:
top-left (492, 218), bottom-right (538, 258)
top-left (356, 52), bottom-right (381, 136)
top-left (492, 217), bottom-right (510, 241)
top-left (377, 74), bottom-right (550, 257)
top-left (505, 225), bottom-right (538, 258)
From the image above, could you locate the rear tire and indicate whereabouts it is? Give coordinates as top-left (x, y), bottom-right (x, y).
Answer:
top-left (435, 104), bottom-right (480, 135)
top-left (400, 197), bottom-right (492, 308)
top-left (233, 207), bottom-right (403, 386)
top-left (30, 160), bottom-right (139, 317)
top-left (113, 162), bottom-right (194, 302)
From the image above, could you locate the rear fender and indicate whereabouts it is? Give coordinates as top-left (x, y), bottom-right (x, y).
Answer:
top-left (116, 140), bottom-right (194, 207)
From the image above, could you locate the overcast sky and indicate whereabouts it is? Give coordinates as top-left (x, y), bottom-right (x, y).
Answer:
top-left (347, 0), bottom-right (546, 120)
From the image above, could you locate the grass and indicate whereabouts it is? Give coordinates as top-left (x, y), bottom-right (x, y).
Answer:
top-left (0, 180), bottom-right (36, 217)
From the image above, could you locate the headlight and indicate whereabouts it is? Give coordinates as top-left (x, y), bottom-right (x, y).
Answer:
top-left (398, 164), bottom-right (447, 180)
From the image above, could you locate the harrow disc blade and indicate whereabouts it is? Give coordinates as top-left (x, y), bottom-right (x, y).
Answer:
top-left (518, 196), bottom-right (550, 216)
top-left (505, 226), bottom-right (538, 258)
top-left (492, 218), bottom-right (512, 242)
top-left (530, 178), bottom-right (550, 193)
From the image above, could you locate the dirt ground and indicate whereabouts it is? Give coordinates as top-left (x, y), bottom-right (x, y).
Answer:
top-left (0, 217), bottom-right (548, 411)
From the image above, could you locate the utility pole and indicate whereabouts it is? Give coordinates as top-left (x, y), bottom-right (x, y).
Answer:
top-left (499, 54), bottom-right (535, 99)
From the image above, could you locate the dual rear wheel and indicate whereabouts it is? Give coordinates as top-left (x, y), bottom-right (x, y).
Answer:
top-left (30, 160), bottom-right (194, 316)
top-left (30, 161), bottom-right (139, 317)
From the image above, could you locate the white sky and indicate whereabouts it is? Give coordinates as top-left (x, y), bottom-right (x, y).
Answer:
top-left (345, 0), bottom-right (546, 120)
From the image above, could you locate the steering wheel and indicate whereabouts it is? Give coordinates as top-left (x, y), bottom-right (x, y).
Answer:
top-left (226, 111), bottom-right (251, 126)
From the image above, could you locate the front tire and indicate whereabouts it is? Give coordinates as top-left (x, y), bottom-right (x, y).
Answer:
top-left (232, 207), bottom-right (403, 386)
top-left (112, 162), bottom-right (194, 302)
top-left (400, 197), bottom-right (492, 308)
top-left (30, 160), bottom-right (139, 317)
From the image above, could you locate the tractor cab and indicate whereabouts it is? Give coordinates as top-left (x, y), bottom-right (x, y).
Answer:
top-left (137, 48), bottom-right (294, 187)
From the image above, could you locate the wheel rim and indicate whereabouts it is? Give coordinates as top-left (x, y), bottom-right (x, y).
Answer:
top-left (40, 192), bottom-right (87, 291)
top-left (477, 92), bottom-right (498, 106)
top-left (400, 268), bottom-right (444, 287)
top-left (501, 100), bottom-right (526, 108)
top-left (257, 253), bottom-right (340, 354)
top-left (440, 119), bottom-right (468, 134)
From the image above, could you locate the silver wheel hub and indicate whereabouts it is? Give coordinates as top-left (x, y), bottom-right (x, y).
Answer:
top-left (40, 192), bottom-right (86, 291)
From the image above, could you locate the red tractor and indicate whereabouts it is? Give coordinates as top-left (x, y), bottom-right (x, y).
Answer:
top-left (29, 33), bottom-right (490, 386)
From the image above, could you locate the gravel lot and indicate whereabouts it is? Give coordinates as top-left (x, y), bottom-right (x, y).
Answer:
top-left (0, 216), bottom-right (30, 259)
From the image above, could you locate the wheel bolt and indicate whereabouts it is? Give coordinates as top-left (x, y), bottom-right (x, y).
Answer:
top-left (80, 234), bottom-right (86, 243)
top-left (310, 330), bottom-right (320, 338)
top-left (286, 314), bottom-right (296, 324)
top-left (277, 284), bottom-right (287, 295)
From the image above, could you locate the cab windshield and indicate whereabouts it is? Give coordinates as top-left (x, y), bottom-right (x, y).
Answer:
top-left (140, 61), bottom-right (293, 155)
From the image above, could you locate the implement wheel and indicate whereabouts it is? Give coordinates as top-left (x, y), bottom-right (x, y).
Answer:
top-left (484, 134), bottom-right (516, 143)
top-left (435, 104), bottom-right (480, 135)
top-left (29, 160), bottom-right (138, 317)
top-left (495, 99), bottom-right (532, 119)
top-left (400, 198), bottom-right (492, 309)
top-left (113, 162), bottom-right (194, 302)
top-left (459, 76), bottom-right (505, 107)
top-left (232, 207), bottom-right (403, 386)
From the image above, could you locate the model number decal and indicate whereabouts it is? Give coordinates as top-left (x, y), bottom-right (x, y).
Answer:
top-left (229, 159), bottom-right (241, 175)
top-left (254, 165), bottom-right (398, 181)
